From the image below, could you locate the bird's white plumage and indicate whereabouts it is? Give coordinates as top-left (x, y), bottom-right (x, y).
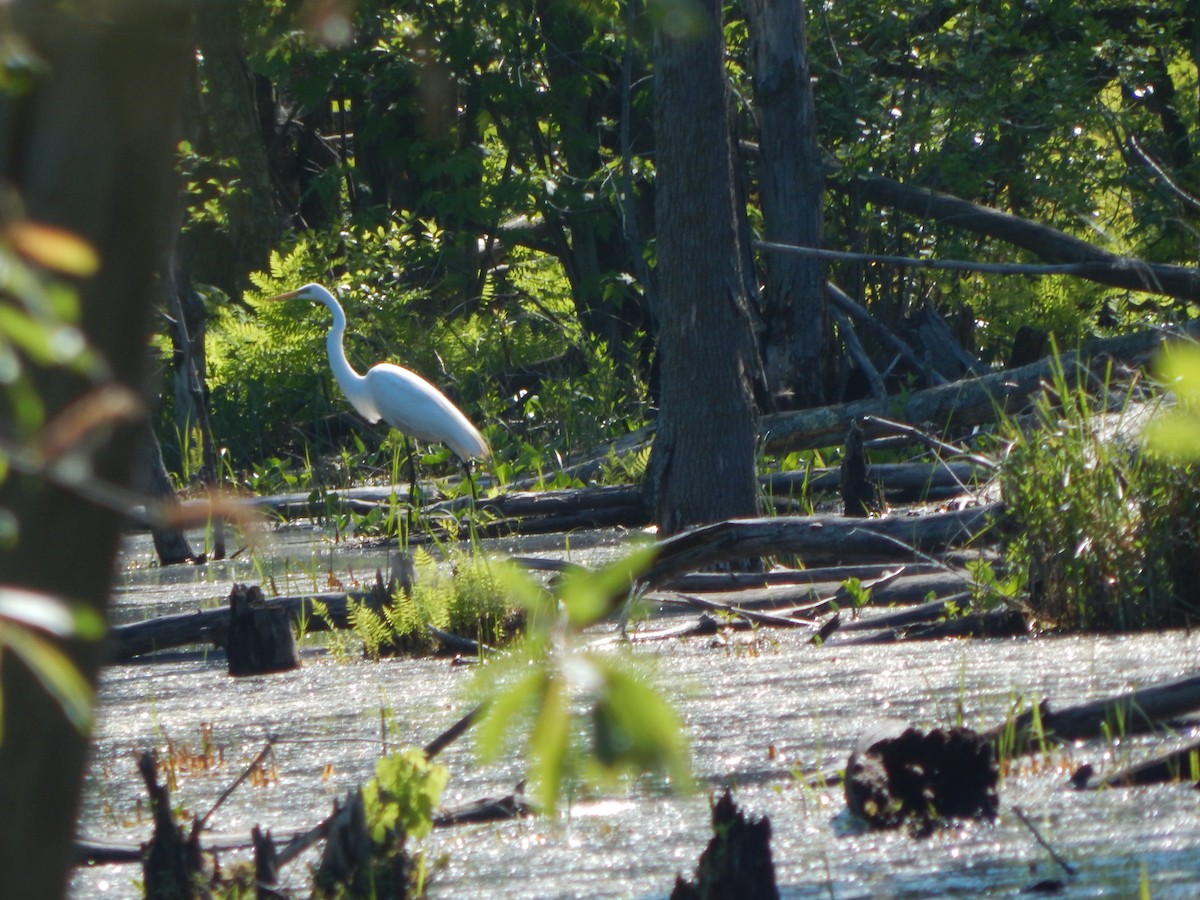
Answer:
top-left (275, 283), bottom-right (490, 462)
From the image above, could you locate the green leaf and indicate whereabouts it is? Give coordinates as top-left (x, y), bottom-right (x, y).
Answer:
top-left (5, 222), bottom-right (98, 277)
top-left (589, 659), bottom-right (691, 789)
top-left (474, 665), bottom-right (546, 763)
top-left (556, 544), bottom-right (656, 628)
top-left (528, 672), bottom-right (570, 815)
top-left (0, 587), bottom-right (78, 636)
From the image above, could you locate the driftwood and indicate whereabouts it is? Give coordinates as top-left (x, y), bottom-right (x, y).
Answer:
top-left (904, 302), bottom-right (986, 380)
top-left (761, 318), bottom-right (1200, 454)
top-left (1094, 740), bottom-right (1200, 788)
top-left (826, 282), bottom-right (947, 387)
top-left (658, 557), bottom-right (989, 593)
top-left (651, 568), bottom-right (969, 618)
top-left (195, 461), bottom-right (987, 538)
top-left (834, 606), bottom-right (1030, 644)
top-left (110, 504), bottom-right (995, 661)
top-left (844, 173), bottom-right (1200, 300)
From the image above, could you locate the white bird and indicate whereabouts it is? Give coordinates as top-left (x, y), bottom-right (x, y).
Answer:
top-left (273, 283), bottom-right (490, 464)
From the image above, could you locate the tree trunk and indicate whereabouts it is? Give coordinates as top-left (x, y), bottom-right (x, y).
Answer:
top-left (746, 0), bottom-right (830, 408)
top-left (192, 0), bottom-right (281, 296)
top-left (645, 0), bottom-right (760, 535)
top-left (0, 3), bottom-right (191, 896)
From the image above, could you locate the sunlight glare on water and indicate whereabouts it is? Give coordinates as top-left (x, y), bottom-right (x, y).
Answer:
top-left (73, 530), bottom-right (1200, 898)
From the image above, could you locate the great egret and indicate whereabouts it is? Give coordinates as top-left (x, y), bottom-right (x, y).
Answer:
top-left (272, 283), bottom-right (490, 498)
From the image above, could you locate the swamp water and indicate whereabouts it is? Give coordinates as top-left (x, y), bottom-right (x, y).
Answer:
top-left (72, 526), bottom-right (1200, 898)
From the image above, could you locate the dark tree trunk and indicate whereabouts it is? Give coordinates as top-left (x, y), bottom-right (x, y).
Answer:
top-left (0, 3), bottom-right (192, 896)
top-left (191, 0), bottom-right (281, 296)
top-left (746, 0), bottom-right (830, 408)
top-left (645, 0), bottom-right (760, 534)
top-left (134, 427), bottom-right (197, 566)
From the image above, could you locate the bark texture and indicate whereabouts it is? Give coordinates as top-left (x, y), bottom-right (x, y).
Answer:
top-left (646, 0), bottom-right (760, 534)
top-left (746, 0), bottom-right (829, 407)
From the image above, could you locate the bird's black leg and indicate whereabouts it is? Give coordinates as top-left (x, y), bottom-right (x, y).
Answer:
top-left (462, 458), bottom-right (480, 505)
top-left (404, 436), bottom-right (421, 531)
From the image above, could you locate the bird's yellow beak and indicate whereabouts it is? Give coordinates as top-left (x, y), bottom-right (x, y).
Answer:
top-left (268, 289), bottom-right (301, 302)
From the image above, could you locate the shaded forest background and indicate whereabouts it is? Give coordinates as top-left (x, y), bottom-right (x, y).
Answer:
top-left (168, 0), bottom-right (1199, 507)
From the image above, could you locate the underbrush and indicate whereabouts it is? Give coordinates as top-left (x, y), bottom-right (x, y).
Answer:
top-left (999, 357), bottom-right (1200, 631)
top-left (347, 548), bottom-right (517, 660)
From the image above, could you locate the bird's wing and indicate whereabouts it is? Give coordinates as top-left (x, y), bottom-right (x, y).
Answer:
top-left (365, 364), bottom-right (489, 460)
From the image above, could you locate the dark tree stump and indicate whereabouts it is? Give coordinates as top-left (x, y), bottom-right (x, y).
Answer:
top-left (670, 789), bottom-right (779, 900)
top-left (840, 420), bottom-right (882, 517)
top-left (313, 791), bottom-right (374, 900)
top-left (251, 825), bottom-right (280, 898)
top-left (226, 584), bottom-right (300, 676)
top-left (905, 301), bottom-right (985, 380)
top-left (1007, 324), bottom-right (1049, 370)
top-left (134, 427), bottom-right (198, 566)
top-left (844, 721), bottom-right (999, 835)
top-left (138, 751), bottom-right (203, 899)
top-left (314, 789), bottom-right (416, 900)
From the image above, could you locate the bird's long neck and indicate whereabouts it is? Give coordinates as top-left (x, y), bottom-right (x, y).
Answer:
top-left (322, 299), bottom-right (373, 416)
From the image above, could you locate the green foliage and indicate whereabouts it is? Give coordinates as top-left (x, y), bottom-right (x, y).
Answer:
top-left (349, 549), bottom-right (517, 660)
top-left (0, 588), bottom-right (101, 743)
top-left (1000, 352), bottom-right (1200, 630)
top-left (807, 0), bottom-right (1198, 357)
top-left (1145, 343), bottom-right (1200, 458)
top-left (362, 748), bottom-right (448, 844)
top-left (473, 546), bottom-right (692, 815)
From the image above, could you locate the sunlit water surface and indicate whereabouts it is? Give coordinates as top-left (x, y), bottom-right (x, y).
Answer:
top-left (72, 527), bottom-right (1200, 898)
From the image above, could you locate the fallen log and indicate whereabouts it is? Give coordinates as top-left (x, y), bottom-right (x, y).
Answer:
top-left (635, 503), bottom-right (1003, 594)
top-left (1095, 740), bottom-right (1200, 788)
top-left (105, 590), bottom-right (368, 661)
top-left (659, 556), bottom-right (991, 593)
top-left (835, 606), bottom-right (1030, 644)
top-left (154, 462), bottom-right (988, 540)
top-left (760, 319), bottom-right (1200, 454)
top-left (985, 671), bottom-right (1200, 754)
top-left (650, 570), bottom-right (973, 617)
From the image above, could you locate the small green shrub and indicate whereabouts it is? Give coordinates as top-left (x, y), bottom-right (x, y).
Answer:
top-left (1000, 355), bottom-right (1200, 630)
top-left (349, 549), bottom-right (517, 659)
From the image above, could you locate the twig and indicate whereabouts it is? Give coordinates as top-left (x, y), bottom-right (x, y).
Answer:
top-left (423, 702), bottom-right (488, 760)
top-left (673, 593), bottom-right (819, 628)
top-left (758, 239), bottom-right (1136, 278)
top-left (193, 739), bottom-right (276, 835)
top-left (826, 282), bottom-right (948, 386)
top-left (831, 305), bottom-right (887, 399)
top-left (860, 416), bottom-right (999, 471)
top-left (1012, 805), bottom-right (1078, 877)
